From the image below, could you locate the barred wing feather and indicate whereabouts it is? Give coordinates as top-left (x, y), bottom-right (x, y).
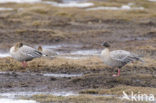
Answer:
top-left (110, 50), bottom-right (140, 63)
top-left (19, 46), bottom-right (42, 58)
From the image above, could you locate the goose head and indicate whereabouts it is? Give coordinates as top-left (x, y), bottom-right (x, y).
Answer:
top-left (15, 42), bottom-right (23, 51)
top-left (102, 42), bottom-right (110, 48)
top-left (101, 42), bottom-right (111, 57)
top-left (38, 46), bottom-right (43, 52)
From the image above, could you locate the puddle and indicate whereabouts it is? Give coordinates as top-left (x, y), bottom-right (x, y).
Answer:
top-left (51, 91), bottom-right (78, 96)
top-left (38, 44), bottom-right (82, 49)
top-left (64, 56), bottom-right (87, 60)
top-left (0, 72), bottom-right (37, 76)
top-left (149, 0), bottom-right (156, 1)
top-left (121, 37), bottom-right (149, 41)
top-left (0, 98), bottom-right (38, 103)
top-left (37, 44), bottom-right (84, 55)
top-left (43, 73), bottom-right (83, 77)
top-left (0, 8), bottom-right (13, 11)
top-left (0, 0), bottom-right (94, 8)
top-left (0, 91), bottom-right (78, 98)
top-left (86, 3), bottom-right (144, 11)
top-left (0, 0), bottom-right (41, 3)
top-left (0, 49), bottom-right (101, 58)
top-left (43, 1), bottom-right (94, 8)
top-left (100, 94), bottom-right (116, 97)
top-left (91, 94), bottom-right (116, 97)
top-left (40, 45), bottom-right (62, 49)
top-left (0, 72), bottom-right (83, 78)
top-left (62, 0), bottom-right (88, 3)
top-left (0, 91), bottom-right (77, 103)
top-left (0, 72), bottom-right (9, 74)
top-left (70, 49), bottom-right (100, 56)
top-left (0, 53), bottom-right (10, 58)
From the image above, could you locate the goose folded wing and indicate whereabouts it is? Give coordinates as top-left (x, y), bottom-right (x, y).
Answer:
top-left (20, 46), bottom-right (42, 58)
top-left (110, 50), bottom-right (131, 60)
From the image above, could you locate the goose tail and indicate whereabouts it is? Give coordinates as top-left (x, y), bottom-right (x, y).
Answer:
top-left (138, 57), bottom-right (144, 63)
top-left (133, 56), bottom-right (144, 63)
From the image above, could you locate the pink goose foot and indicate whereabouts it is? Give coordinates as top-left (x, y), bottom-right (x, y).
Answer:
top-left (112, 69), bottom-right (120, 77)
top-left (22, 61), bottom-right (27, 68)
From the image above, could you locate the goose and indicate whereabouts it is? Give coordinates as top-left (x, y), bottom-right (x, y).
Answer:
top-left (101, 42), bottom-right (143, 77)
top-left (10, 42), bottom-right (42, 67)
top-left (38, 46), bottom-right (57, 58)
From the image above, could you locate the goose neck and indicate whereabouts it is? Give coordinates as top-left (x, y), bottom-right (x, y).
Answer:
top-left (101, 48), bottom-right (110, 57)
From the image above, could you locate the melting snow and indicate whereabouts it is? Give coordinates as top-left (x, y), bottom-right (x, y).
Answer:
top-left (43, 1), bottom-right (94, 8)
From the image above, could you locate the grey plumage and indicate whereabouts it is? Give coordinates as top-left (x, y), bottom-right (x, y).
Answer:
top-left (109, 50), bottom-right (143, 68)
top-left (38, 46), bottom-right (57, 57)
top-left (101, 42), bottom-right (143, 68)
top-left (10, 42), bottom-right (42, 62)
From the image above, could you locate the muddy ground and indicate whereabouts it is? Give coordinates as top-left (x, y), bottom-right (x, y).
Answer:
top-left (0, 0), bottom-right (155, 103)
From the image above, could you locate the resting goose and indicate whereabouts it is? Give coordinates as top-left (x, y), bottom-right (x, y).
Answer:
top-left (101, 42), bottom-right (143, 77)
top-left (38, 46), bottom-right (57, 58)
top-left (10, 42), bottom-right (42, 67)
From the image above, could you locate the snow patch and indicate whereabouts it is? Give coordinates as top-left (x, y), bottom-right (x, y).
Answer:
top-left (0, 98), bottom-right (38, 103)
top-left (43, 1), bottom-right (94, 8)
top-left (0, 0), bottom-right (41, 3)
top-left (87, 4), bottom-right (144, 11)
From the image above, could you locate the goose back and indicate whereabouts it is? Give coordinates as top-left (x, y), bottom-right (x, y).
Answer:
top-left (110, 50), bottom-right (141, 67)
top-left (10, 45), bottom-right (42, 62)
top-left (42, 49), bottom-right (57, 57)
top-left (101, 49), bottom-right (142, 68)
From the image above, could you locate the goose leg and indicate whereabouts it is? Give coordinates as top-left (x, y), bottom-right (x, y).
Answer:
top-left (117, 69), bottom-right (120, 76)
top-left (112, 68), bottom-right (120, 77)
top-left (22, 61), bottom-right (27, 67)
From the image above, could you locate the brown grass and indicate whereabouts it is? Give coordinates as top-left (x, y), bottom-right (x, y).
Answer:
top-left (0, 56), bottom-right (106, 72)
top-left (0, 55), bottom-right (155, 73)
top-left (80, 85), bottom-right (156, 96)
top-left (0, 1), bottom-right (155, 45)
top-left (30, 94), bottom-right (137, 103)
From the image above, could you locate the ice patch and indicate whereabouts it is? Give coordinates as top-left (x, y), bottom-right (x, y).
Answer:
top-left (43, 1), bottom-right (94, 8)
top-left (0, 91), bottom-right (78, 98)
top-left (0, 8), bottom-right (13, 11)
top-left (0, 98), bottom-right (37, 103)
top-left (43, 73), bottom-right (83, 77)
top-left (64, 56), bottom-right (86, 60)
top-left (0, 0), bottom-right (41, 3)
top-left (87, 4), bottom-right (144, 11)
top-left (39, 44), bottom-right (82, 49)
top-left (0, 53), bottom-right (10, 58)
top-left (62, 0), bottom-right (88, 3)
top-left (0, 72), bottom-right (8, 74)
top-left (91, 94), bottom-right (116, 97)
top-left (0, 0), bottom-right (94, 8)
top-left (41, 45), bottom-right (62, 49)
top-left (70, 50), bottom-right (100, 55)
top-left (149, 0), bottom-right (156, 1)
top-left (52, 91), bottom-right (77, 96)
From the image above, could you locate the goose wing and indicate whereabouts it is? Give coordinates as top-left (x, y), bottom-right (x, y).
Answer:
top-left (110, 50), bottom-right (141, 64)
top-left (43, 49), bottom-right (57, 57)
top-left (19, 45), bottom-right (42, 58)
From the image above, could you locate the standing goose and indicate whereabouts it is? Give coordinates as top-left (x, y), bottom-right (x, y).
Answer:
top-left (101, 42), bottom-right (143, 77)
top-left (38, 46), bottom-right (57, 58)
top-left (10, 42), bottom-right (42, 67)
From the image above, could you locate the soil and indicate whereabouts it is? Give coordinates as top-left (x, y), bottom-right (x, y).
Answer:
top-left (0, 66), bottom-right (156, 93)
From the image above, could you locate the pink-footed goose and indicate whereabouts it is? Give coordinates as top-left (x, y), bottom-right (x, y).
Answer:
top-left (38, 46), bottom-right (57, 58)
top-left (101, 42), bottom-right (143, 77)
top-left (10, 42), bottom-right (42, 67)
